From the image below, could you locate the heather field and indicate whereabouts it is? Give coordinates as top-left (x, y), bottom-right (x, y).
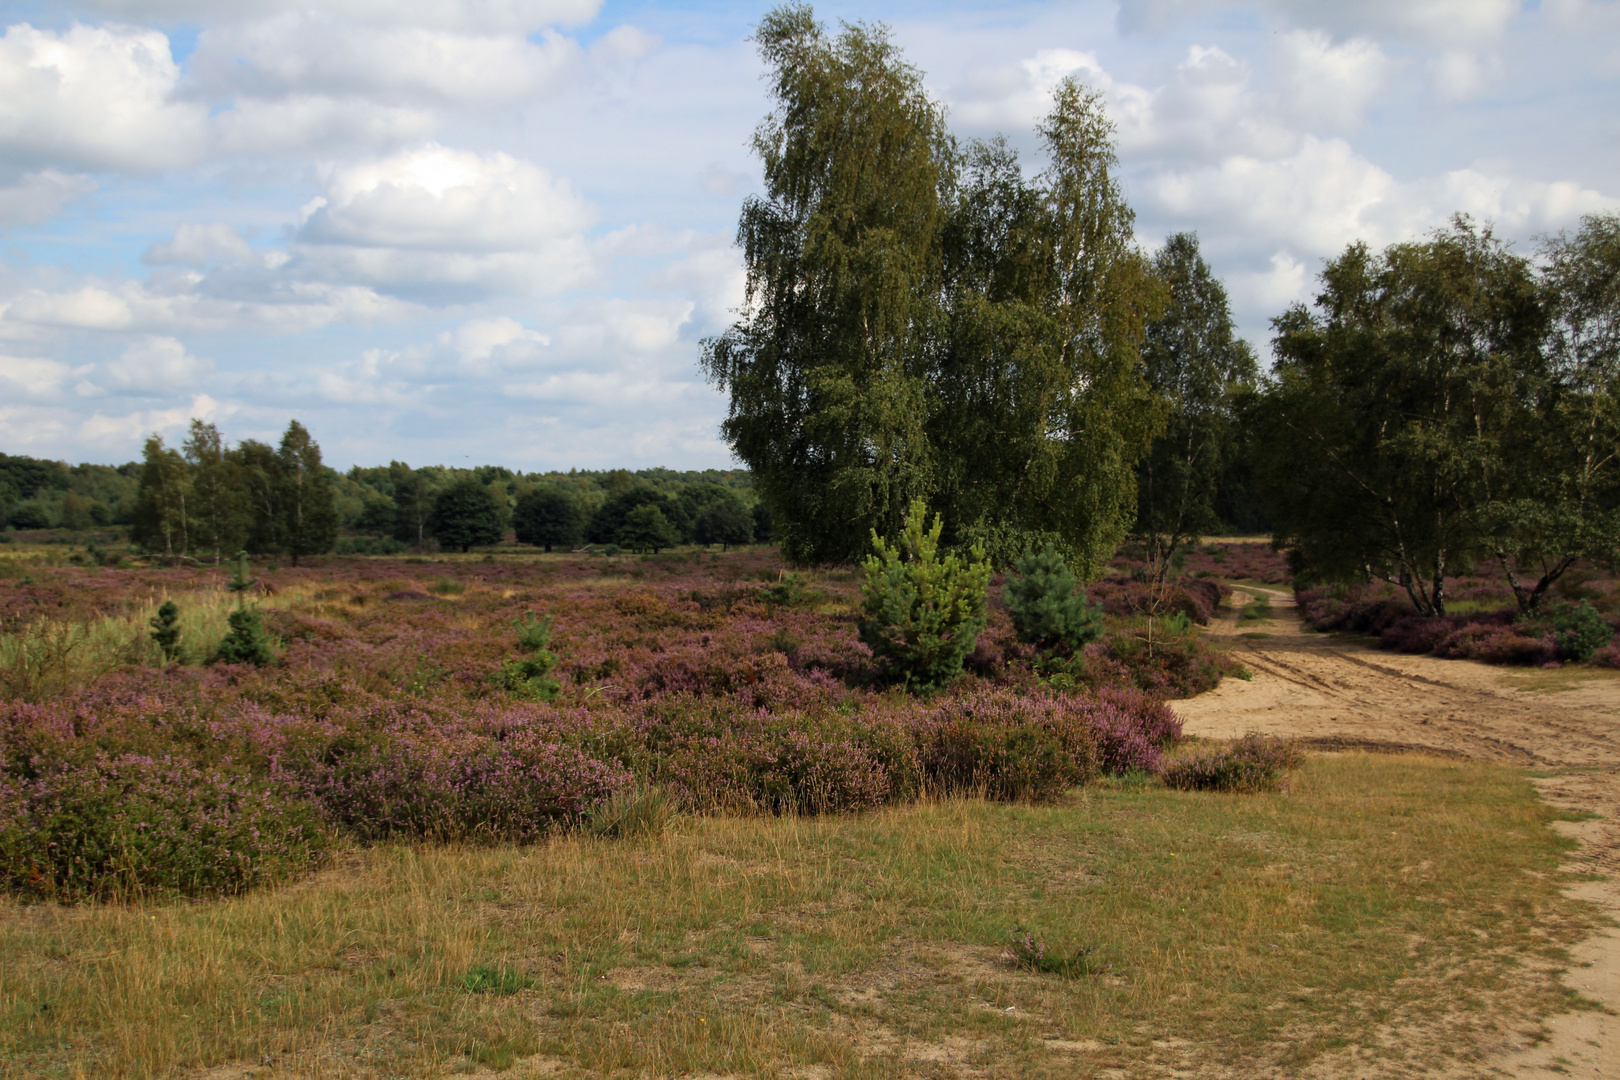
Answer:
top-left (0, 542), bottom-right (1603, 1078)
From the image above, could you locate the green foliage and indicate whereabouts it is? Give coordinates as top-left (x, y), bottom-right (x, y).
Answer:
top-left (588, 487), bottom-right (690, 546)
top-left (214, 608), bottom-right (275, 666)
top-left (513, 487), bottom-right (585, 551)
top-left (149, 600), bottom-right (181, 662)
top-left (226, 550), bottom-right (256, 601)
top-left (1251, 217), bottom-right (1544, 616)
top-left (1003, 545), bottom-right (1104, 653)
top-left (274, 421), bottom-right (339, 566)
top-left (859, 500), bottom-right (991, 690)
top-left (429, 478), bottom-right (506, 552)
top-left (617, 503), bottom-right (680, 553)
top-left (1133, 232), bottom-right (1258, 578)
top-left (493, 612), bottom-right (560, 701)
top-left (1549, 602), bottom-right (1614, 662)
top-left (702, 9), bottom-right (1164, 569)
top-left (460, 964), bottom-right (534, 995)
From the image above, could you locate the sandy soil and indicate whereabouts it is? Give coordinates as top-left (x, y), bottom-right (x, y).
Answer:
top-left (1179, 588), bottom-right (1620, 1079)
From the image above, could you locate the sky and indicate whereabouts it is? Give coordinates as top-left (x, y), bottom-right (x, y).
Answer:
top-left (0, 0), bottom-right (1616, 470)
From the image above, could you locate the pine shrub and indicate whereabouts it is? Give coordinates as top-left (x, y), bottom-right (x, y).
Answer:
top-left (859, 500), bottom-right (992, 691)
top-left (1004, 545), bottom-right (1104, 652)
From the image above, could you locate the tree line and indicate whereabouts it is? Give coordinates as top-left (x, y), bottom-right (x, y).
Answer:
top-left (702, 5), bottom-right (1617, 615)
top-left (109, 421), bottom-right (767, 562)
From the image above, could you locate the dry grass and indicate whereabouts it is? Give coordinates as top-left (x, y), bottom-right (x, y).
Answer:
top-left (0, 754), bottom-right (1598, 1079)
top-left (0, 589), bottom-right (241, 700)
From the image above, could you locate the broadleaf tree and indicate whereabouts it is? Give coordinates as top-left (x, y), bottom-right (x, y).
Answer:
top-left (703, 6), bottom-right (1164, 572)
top-left (1130, 232), bottom-right (1258, 580)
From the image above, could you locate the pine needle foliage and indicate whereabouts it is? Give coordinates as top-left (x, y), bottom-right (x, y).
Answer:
top-left (859, 500), bottom-right (991, 691)
top-left (1003, 545), bottom-right (1104, 653)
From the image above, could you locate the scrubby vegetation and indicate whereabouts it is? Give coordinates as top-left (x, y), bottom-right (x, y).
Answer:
top-left (0, 542), bottom-right (1265, 902)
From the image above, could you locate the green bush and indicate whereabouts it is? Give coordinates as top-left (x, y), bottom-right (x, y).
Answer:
top-left (1551, 601), bottom-right (1614, 662)
top-left (214, 608), bottom-right (276, 666)
top-left (493, 612), bottom-right (561, 701)
top-left (859, 501), bottom-right (991, 691)
top-left (0, 755), bottom-right (328, 901)
top-left (149, 600), bottom-right (181, 662)
top-left (1003, 545), bottom-right (1104, 652)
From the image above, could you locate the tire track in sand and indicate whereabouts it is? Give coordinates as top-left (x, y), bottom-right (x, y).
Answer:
top-left (1177, 588), bottom-right (1619, 1078)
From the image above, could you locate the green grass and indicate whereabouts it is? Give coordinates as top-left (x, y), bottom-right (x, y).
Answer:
top-left (0, 755), bottom-right (1596, 1078)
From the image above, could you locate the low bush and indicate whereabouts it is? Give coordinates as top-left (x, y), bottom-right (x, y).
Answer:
top-left (0, 753), bottom-right (328, 901)
top-left (859, 500), bottom-right (991, 691)
top-left (1162, 733), bottom-right (1304, 793)
top-left (1550, 601), bottom-right (1615, 662)
top-left (214, 608), bottom-right (276, 666)
top-left (1003, 546), bottom-right (1104, 653)
top-left (1432, 624), bottom-right (1554, 666)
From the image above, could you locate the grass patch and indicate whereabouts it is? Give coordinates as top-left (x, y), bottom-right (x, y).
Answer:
top-left (1236, 592), bottom-right (1275, 627)
top-left (0, 755), bottom-right (1595, 1078)
top-left (1501, 667), bottom-right (1620, 694)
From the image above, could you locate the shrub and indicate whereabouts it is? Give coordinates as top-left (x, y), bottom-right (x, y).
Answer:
top-left (1003, 545), bottom-right (1104, 652)
top-left (859, 500), bottom-right (991, 691)
top-left (1433, 624), bottom-right (1554, 666)
top-left (0, 754), bottom-right (328, 901)
top-left (1551, 601), bottom-right (1614, 662)
top-left (492, 612), bottom-right (561, 701)
top-left (293, 729), bottom-right (628, 843)
top-left (214, 608), bottom-right (276, 666)
top-left (1162, 733), bottom-right (1304, 793)
top-left (149, 600), bottom-right (181, 661)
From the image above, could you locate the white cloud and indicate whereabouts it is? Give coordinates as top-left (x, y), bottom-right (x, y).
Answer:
top-left (1272, 31), bottom-right (1390, 129)
top-left (144, 224), bottom-right (255, 266)
top-left (1, 279), bottom-right (419, 335)
top-left (446, 316), bottom-right (549, 364)
top-left (0, 354), bottom-right (84, 400)
top-left (62, 0), bottom-right (602, 34)
top-left (0, 170), bottom-right (95, 229)
top-left (101, 336), bottom-right (213, 393)
top-left (301, 145), bottom-right (591, 250)
top-left (1430, 50), bottom-right (1504, 101)
top-left (292, 144), bottom-right (595, 296)
top-left (0, 23), bottom-right (206, 173)
top-left (210, 96), bottom-right (437, 156)
top-left (590, 25), bottom-right (660, 67)
top-left (1117, 0), bottom-right (1520, 44)
top-left (191, 16), bottom-right (584, 107)
top-left (1147, 136), bottom-right (1616, 258)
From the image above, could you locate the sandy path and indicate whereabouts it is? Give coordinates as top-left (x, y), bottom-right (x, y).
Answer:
top-left (1177, 589), bottom-right (1620, 1078)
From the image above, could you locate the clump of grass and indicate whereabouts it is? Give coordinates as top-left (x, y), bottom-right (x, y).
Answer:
top-left (584, 782), bottom-right (678, 839)
top-left (1002, 931), bottom-right (1111, 977)
top-left (1162, 733), bottom-right (1304, 793)
top-left (460, 963), bottom-right (533, 995)
top-left (430, 578), bottom-right (466, 596)
top-left (1237, 593), bottom-right (1274, 625)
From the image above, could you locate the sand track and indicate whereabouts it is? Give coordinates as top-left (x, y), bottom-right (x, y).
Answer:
top-left (1178, 589), bottom-right (1619, 1078)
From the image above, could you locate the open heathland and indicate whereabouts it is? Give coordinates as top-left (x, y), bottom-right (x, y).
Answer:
top-left (0, 755), bottom-right (1597, 1079)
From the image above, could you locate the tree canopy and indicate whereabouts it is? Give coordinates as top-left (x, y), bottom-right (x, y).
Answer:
top-left (702, 5), bottom-right (1164, 571)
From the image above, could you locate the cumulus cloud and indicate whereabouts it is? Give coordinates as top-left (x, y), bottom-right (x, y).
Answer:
top-left (292, 144), bottom-right (595, 296)
top-left (100, 336), bottom-right (213, 393)
top-left (210, 96), bottom-right (437, 156)
top-left (0, 354), bottom-right (85, 401)
top-left (0, 23), bottom-right (206, 172)
top-left (191, 16), bottom-right (584, 107)
top-left (1271, 30), bottom-right (1390, 130)
top-left (1, 279), bottom-right (418, 335)
top-left (63, 0), bottom-right (602, 34)
top-left (144, 224), bottom-right (255, 266)
top-left (1117, 0), bottom-right (1520, 44)
top-left (0, 170), bottom-right (95, 229)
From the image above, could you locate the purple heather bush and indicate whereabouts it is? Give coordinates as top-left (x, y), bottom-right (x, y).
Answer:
top-left (1, 547), bottom-right (1217, 900)
top-left (1162, 734), bottom-right (1304, 794)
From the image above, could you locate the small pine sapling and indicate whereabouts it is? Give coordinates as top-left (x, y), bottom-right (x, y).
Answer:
top-left (226, 550), bottom-right (256, 606)
top-left (1003, 545), bottom-right (1104, 653)
top-left (214, 608), bottom-right (275, 666)
top-left (859, 500), bottom-right (991, 691)
top-left (149, 600), bottom-right (182, 662)
top-left (494, 611), bottom-right (562, 700)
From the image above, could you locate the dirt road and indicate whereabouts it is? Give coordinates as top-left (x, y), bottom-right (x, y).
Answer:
top-left (1178, 588), bottom-right (1620, 1079)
